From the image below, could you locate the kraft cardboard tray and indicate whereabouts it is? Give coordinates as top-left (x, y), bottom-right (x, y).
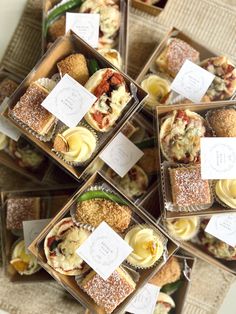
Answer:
top-left (131, 0), bottom-right (162, 16)
top-left (43, 0), bottom-right (130, 73)
top-left (135, 27), bottom-right (235, 117)
top-left (3, 31), bottom-right (147, 182)
top-left (156, 100), bottom-right (236, 219)
top-left (0, 187), bottom-right (75, 282)
top-left (28, 171), bottom-right (178, 314)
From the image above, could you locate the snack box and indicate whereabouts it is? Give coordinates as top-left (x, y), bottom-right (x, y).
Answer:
top-left (136, 27), bottom-right (236, 116)
top-left (131, 0), bottom-right (162, 16)
top-left (0, 187), bottom-right (75, 282)
top-left (43, 0), bottom-right (130, 72)
top-left (3, 31), bottom-right (147, 182)
top-left (28, 172), bottom-right (178, 314)
top-left (156, 100), bottom-right (236, 219)
top-left (98, 110), bottom-right (159, 205)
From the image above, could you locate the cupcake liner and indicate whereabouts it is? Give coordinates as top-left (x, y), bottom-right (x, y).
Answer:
top-left (124, 224), bottom-right (168, 270)
top-left (161, 161), bottom-right (214, 213)
top-left (183, 258), bottom-right (191, 282)
top-left (52, 122), bottom-right (98, 167)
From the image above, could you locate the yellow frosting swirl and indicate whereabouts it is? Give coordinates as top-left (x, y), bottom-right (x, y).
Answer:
top-left (125, 225), bottom-right (164, 268)
top-left (166, 217), bottom-right (200, 241)
top-left (215, 180), bottom-right (236, 208)
top-left (141, 75), bottom-right (170, 108)
top-left (62, 127), bottom-right (96, 163)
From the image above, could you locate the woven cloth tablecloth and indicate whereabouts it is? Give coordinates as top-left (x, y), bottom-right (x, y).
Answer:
top-left (0, 0), bottom-right (236, 313)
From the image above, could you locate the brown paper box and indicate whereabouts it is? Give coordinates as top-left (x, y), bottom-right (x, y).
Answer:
top-left (43, 0), bottom-right (130, 73)
top-left (2, 32), bottom-right (147, 182)
top-left (156, 100), bottom-right (236, 219)
top-left (131, 0), bottom-right (162, 16)
top-left (28, 172), bottom-right (178, 314)
top-left (0, 187), bottom-right (75, 282)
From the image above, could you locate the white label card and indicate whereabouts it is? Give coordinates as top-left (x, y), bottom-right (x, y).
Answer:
top-left (23, 219), bottom-right (52, 252)
top-left (0, 97), bottom-right (21, 141)
top-left (171, 60), bottom-right (215, 103)
top-left (99, 132), bottom-right (144, 178)
top-left (76, 221), bottom-right (133, 280)
top-left (126, 283), bottom-right (160, 314)
top-left (200, 138), bottom-right (236, 179)
top-left (41, 74), bottom-right (97, 127)
top-left (66, 13), bottom-right (100, 48)
top-left (205, 214), bottom-right (236, 247)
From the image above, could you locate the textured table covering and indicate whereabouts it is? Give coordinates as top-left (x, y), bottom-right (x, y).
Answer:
top-left (0, 0), bottom-right (236, 313)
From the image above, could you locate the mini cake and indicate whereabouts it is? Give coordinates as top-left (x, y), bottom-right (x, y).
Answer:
top-left (10, 82), bottom-right (55, 136)
top-left (215, 179), bottom-right (236, 208)
top-left (57, 54), bottom-right (89, 85)
top-left (6, 197), bottom-right (40, 230)
top-left (160, 110), bottom-right (208, 163)
top-left (124, 225), bottom-right (164, 268)
top-left (53, 126), bottom-right (97, 164)
top-left (169, 166), bottom-right (211, 206)
top-left (44, 217), bottom-right (90, 276)
top-left (81, 267), bottom-right (136, 314)
top-left (165, 217), bottom-right (200, 241)
top-left (201, 56), bottom-right (236, 101)
top-left (75, 191), bottom-right (132, 233)
top-left (207, 108), bottom-right (236, 137)
top-left (149, 256), bottom-right (181, 287)
top-left (0, 78), bottom-right (18, 102)
top-left (10, 240), bottom-right (41, 275)
top-left (156, 38), bottom-right (200, 77)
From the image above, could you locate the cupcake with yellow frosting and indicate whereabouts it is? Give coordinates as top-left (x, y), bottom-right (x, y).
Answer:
top-left (53, 125), bottom-right (97, 165)
top-left (215, 180), bottom-right (236, 209)
top-left (141, 74), bottom-right (170, 109)
top-left (165, 217), bottom-right (200, 241)
top-left (124, 225), bottom-right (165, 269)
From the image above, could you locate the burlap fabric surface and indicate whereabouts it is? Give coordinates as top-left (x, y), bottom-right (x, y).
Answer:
top-left (1, 0), bottom-right (236, 313)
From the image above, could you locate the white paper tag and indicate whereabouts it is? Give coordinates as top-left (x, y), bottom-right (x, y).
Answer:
top-left (171, 60), bottom-right (215, 103)
top-left (99, 132), bottom-right (144, 178)
top-left (0, 97), bottom-right (21, 141)
top-left (41, 74), bottom-right (97, 127)
top-left (205, 214), bottom-right (236, 247)
top-left (23, 219), bottom-right (51, 251)
top-left (66, 13), bottom-right (100, 48)
top-left (76, 221), bottom-right (133, 280)
top-left (200, 138), bottom-right (236, 179)
top-left (126, 283), bottom-right (160, 314)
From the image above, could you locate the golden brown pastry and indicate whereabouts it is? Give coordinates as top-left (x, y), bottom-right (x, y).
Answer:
top-left (207, 108), bottom-right (236, 137)
top-left (47, 15), bottom-right (65, 42)
top-left (0, 78), bottom-right (18, 102)
top-left (57, 54), bottom-right (89, 85)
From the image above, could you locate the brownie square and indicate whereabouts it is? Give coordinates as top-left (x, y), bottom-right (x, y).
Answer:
top-left (169, 165), bottom-right (211, 206)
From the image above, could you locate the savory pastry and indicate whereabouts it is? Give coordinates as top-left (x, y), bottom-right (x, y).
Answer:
top-left (141, 74), bottom-right (170, 107)
top-left (165, 216), bottom-right (200, 241)
top-left (80, 0), bottom-right (121, 49)
top-left (10, 80), bottom-right (56, 136)
top-left (81, 267), bottom-right (136, 314)
top-left (201, 56), bottom-right (236, 101)
top-left (47, 15), bottom-right (65, 42)
top-left (0, 78), bottom-right (18, 102)
top-left (0, 132), bottom-right (8, 150)
top-left (149, 256), bottom-right (181, 287)
top-left (199, 220), bottom-right (236, 260)
top-left (154, 293), bottom-right (175, 314)
top-left (156, 38), bottom-right (200, 77)
top-left (160, 109), bottom-right (208, 163)
top-left (98, 48), bottom-right (122, 69)
top-left (8, 137), bottom-right (45, 171)
top-left (169, 165), bottom-right (211, 207)
top-left (106, 165), bottom-right (149, 198)
top-left (57, 54), bottom-right (89, 85)
top-left (53, 126), bottom-right (97, 164)
top-left (207, 108), bottom-right (236, 137)
top-left (215, 180), bottom-right (236, 208)
top-left (6, 197), bottom-right (40, 230)
top-left (75, 190), bottom-right (131, 233)
top-left (125, 225), bottom-right (164, 268)
top-left (10, 240), bottom-right (41, 275)
top-left (84, 68), bottom-right (131, 132)
top-left (44, 217), bottom-right (90, 275)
